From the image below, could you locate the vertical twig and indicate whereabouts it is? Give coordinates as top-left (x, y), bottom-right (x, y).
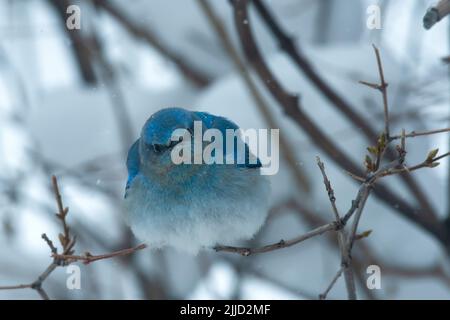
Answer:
top-left (252, 0), bottom-right (439, 224)
top-left (316, 157), bottom-right (356, 300)
top-left (231, 0), bottom-right (445, 245)
top-left (373, 45), bottom-right (390, 140)
top-left (0, 176), bottom-right (146, 299)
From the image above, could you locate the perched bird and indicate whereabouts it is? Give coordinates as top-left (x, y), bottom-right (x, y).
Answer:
top-left (123, 107), bottom-right (270, 254)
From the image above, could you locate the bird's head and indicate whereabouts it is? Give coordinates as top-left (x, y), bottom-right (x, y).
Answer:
top-left (126, 107), bottom-right (259, 191)
top-left (137, 107), bottom-right (204, 180)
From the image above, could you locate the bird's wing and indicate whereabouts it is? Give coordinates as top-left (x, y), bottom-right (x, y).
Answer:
top-left (125, 138), bottom-right (140, 197)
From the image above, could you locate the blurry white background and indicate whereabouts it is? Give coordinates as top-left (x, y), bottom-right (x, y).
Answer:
top-left (0, 0), bottom-right (449, 299)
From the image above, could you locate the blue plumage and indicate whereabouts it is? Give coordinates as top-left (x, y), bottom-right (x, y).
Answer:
top-left (123, 107), bottom-right (270, 253)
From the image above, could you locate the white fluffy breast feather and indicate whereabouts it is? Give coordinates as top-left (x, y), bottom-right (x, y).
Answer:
top-left (123, 166), bottom-right (270, 254)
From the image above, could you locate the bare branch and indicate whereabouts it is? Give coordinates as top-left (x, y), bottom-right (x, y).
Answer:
top-left (377, 151), bottom-right (449, 178)
top-left (250, 0), bottom-right (439, 230)
top-left (390, 128), bottom-right (450, 140)
top-left (214, 221), bottom-right (340, 256)
top-left (316, 157), bottom-right (340, 221)
top-left (0, 176), bottom-right (146, 299)
top-left (47, 0), bottom-right (97, 84)
top-left (196, 0), bottom-right (310, 191)
top-left (319, 267), bottom-right (343, 300)
top-left (53, 244), bottom-right (147, 265)
top-left (92, 0), bottom-right (210, 87)
top-left (316, 156), bottom-right (356, 300)
top-left (213, 19), bottom-right (448, 299)
top-left (424, 0), bottom-right (450, 29)
top-left (372, 45), bottom-right (390, 140)
top-left (230, 0), bottom-right (444, 245)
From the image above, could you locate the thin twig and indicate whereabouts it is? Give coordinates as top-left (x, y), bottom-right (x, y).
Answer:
top-left (231, 0), bottom-right (444, 245)
top-left (373, 45), bottom-right (390, 140)
top-left (316, 156), bottom-right (356, 300)
top-left (215, 19), bottom-right (448, 299)
top-left (0, 284), bottom-right (32, 290)
top-left (423, 0), bottom-right (450, 29)
top-left (53, 244), bottom-right (147, 265)
top-left (250, 0), bottom-right (439, 231)
top-left (214, 221), bottom-right (340, 256)
top-left (319, 267), bottom-right (343, 300)
top-left (390, 127), bottom-right (450, 140)
top-left (92, 0), bottom-right (210, 87)
top-left (251, 0), bottom-right (437, 221)
top-left (316, 157), bottom-right (340, 222)
top-left (47, 0), bottom-right (97, 84)
top-left (0, 176), bottom-right (146, 299)
top-left (377, 151), bottom-right (449, 178)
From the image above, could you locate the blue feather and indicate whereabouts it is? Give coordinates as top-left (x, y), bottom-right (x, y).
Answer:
top-left (194, 111), bottom-right (261, 168)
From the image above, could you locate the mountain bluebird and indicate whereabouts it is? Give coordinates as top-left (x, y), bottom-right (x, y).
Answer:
top-left (123, 107), bottom-right (270, 253)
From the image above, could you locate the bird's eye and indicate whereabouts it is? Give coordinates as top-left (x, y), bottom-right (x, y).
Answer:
top-left (168, 136), bottom-right (183, 148)
top-left (153, 144), bottom-right (163, 153)
top-left (169, 141), bottom-right (177, 148)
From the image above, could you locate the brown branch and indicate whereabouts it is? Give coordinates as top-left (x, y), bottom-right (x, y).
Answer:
top-left (251, 0), bottom-right (376, 141)
top-left (345, 136), bottom-right (408, 267)
top-left (285, 200), bottom-right (371, 299)
top-left (0, 176), bottom-right (146, 299)
top-left (48, 0), bottom-right (136, 151)
top-left (424, 0), bottom-right (450, 29)
top-left (231, 0), bottom-right (446, 247)
top-left (221, 12), bottom-right (449, 298)
top-left (316, 157), bottom-right (340, 222)
top-left (383, 263), bottom-right (450, 288)
top-left (92, 0), bottom-right (210, 88)
top-left (390, 128), bottom-right (450, 140)
top-left (52, 176), bottom-right (75, 254)
top-left (47, 0), bottom-right (97, 85)
top-left (0, 284), bottom-right (32, 290)
top-left (316, 156), bottom-right (356, 300)
top-left (374, 45), bottom-right (390, 139)
top-left (214, 221), bottom-right (340, 256)
top-left (319, 267), bottom-right (343, 300)
top-left (196, 0), bottom-right (310, 191)
top-left (377, 151), bottom-right (449, 178)
top-left (53, 244), bottom-right (147, 265)
top-left (251, 0), bottom-right (439, 228)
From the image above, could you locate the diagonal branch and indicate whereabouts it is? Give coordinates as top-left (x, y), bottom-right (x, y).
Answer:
top-left (92, 0), bottom-right (210, 88)
top-left (53, 244), bottom-right (147, 265)
top-left (423, 0), bottom-right (450, 29)
top-left (251, 0), bottom-right (439, 224)
top-left (47, 0), bottom-right (97, 85)
top-left (230, 0), bottom-right (447, 247)
top-left (196, 0), bottom-right (310, 191)
top-left (214, 221), bottom-right (340, 256)
top-left (390, 128), bottom-right (450, 140)
top-left (316, 156), bottom-right (356, 300)
top-left (0, 176), bottom-right (146, 299)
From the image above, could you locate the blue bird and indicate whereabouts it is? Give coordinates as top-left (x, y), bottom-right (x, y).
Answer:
top-left (123, 107), bottom-right (270, 253)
